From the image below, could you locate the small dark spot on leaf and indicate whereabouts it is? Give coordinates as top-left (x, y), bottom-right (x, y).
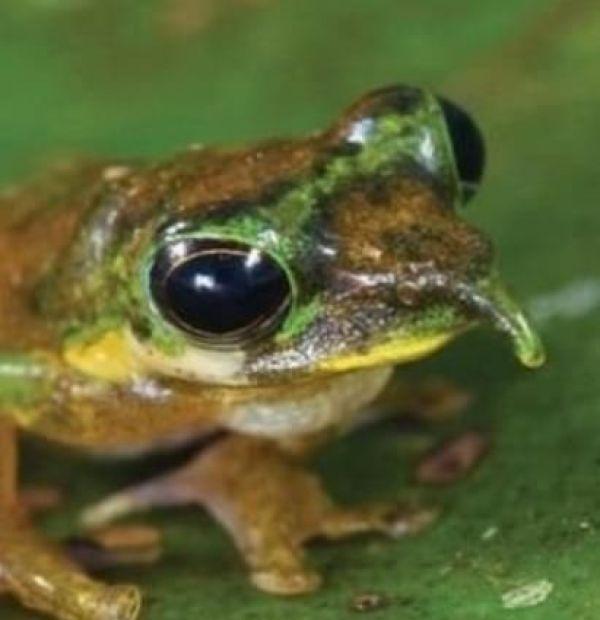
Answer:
top-left (350, 592), bottom-right (390, 613)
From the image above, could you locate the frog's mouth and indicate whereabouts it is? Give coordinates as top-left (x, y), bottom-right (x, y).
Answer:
top-left (316, 274), bottom-right (545, 374)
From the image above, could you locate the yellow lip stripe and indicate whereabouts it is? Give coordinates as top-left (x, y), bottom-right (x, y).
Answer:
top-left (317, 332), bottom-right (456, 373)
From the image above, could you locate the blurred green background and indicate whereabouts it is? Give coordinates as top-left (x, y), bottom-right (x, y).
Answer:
top-left (2, 0), bottom-right (600, 618)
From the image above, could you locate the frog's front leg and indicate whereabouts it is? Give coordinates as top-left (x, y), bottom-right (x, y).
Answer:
top-left (82, 434), bottom-right (437, 596)
top-left (0, 418), bottom-right (141, 619)
top-left (365, 376), bottom-right (473, 425)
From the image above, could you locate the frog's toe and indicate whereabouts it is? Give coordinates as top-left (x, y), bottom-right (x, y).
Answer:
top-left (319, 502), bottom-right (439, 541)
top-left (407, 378), bottom-right (473, 422)
top-left (0, 423), bottom-right (143, 620)
top-left (81, 493), bottom-right (147, 530)
top-left (379, 503), bottom-right (440, 538)
top-left (251, 567), bottom-right (322, 596)
top-left (84, 584), bottom-right (142, 620)
top-left (68, 524), bottom-right (163, 571)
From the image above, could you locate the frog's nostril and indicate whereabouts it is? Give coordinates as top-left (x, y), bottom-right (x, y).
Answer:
top-left (396, 283), bottom-right (421, 307)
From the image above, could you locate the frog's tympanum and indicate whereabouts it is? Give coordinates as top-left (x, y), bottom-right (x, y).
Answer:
top-left (0, 85), bottom-right (544, 620)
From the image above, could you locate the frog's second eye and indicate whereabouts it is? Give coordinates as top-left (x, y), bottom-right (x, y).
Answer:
top-left (438, 97), bottom-right (486, 203)
top-left (150, 240), bottom-right (291, 345)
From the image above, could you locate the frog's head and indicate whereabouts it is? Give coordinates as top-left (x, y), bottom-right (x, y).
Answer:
top-left (57, 85), bottom-right (545, 386)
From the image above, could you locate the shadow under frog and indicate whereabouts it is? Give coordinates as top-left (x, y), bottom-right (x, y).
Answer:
top-left (0, 85), bottom-right (544, 619)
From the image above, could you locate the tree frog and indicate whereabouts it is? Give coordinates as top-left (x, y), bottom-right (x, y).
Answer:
top-left (0, 85), bottom-right (544, 620)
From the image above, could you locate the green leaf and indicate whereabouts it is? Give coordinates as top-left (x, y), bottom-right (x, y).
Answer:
top-left (2, 1), bottom-right (600, 618)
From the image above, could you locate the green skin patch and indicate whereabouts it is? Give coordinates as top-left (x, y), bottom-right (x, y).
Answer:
top-left (0, 353), bottom-right (53, 410)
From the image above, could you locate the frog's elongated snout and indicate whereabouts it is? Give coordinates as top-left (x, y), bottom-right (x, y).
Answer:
top-left (468, 276), bottom-right (545, 369)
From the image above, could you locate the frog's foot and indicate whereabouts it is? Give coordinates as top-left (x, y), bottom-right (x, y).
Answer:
top-left (0, 513), bottom-right (141, 620)
top-left (405, 378), bottom-right (473, 422)
top-left (0, 422), bottom-right (142, 619)
top-left (81, 435), bottom-right (437, 596)
top-left (318, 501), bottom-right (438, 540)
top-left (375, 377), bottom-right (472, 423)
top-left (67, 524), bottom-right (163, 572)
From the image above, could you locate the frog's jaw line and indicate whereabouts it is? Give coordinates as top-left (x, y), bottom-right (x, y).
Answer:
top-left (316, 330), bottom-right (460, 373)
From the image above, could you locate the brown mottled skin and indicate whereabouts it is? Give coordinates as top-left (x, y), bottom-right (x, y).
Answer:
top-left (0, 86), bottom-right (543, 619)
top-left (0, 141), bottom-right (318, 351)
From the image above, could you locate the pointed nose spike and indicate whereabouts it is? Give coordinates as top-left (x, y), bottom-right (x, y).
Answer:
top-left (509, 309), bottom-right (546, 369)
top-left (477, 276), bottom-right (546, 369)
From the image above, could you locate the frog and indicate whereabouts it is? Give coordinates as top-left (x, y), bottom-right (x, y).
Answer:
top-left (0, 84), bottom-right (545, 620)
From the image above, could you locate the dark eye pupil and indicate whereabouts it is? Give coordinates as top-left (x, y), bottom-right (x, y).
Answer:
top-left (151, 241), bottom-right (291, 342)
top-left (438, 97), bottom-right (485, 202)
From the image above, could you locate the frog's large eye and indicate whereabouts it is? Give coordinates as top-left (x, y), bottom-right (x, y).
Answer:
top-left (150, 239), bottom-right (291, 345)
top-left (438, 97), bottom-right (485, 203)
